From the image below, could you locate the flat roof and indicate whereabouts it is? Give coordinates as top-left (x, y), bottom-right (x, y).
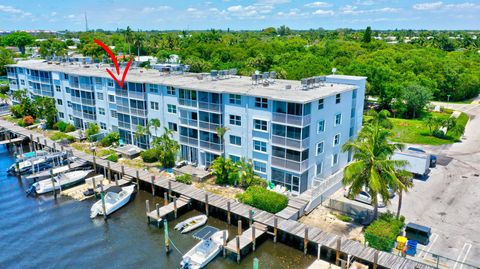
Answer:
top-left (9, 61), bottom-right (363, 103)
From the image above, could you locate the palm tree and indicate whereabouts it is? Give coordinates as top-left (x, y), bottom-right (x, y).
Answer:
top-left (366, 109), bottom-right (393, 129)
top-left (124, 26), bottom-right (133, 55)
top-left (342, 124), bottom-right (407, 219)
top-left (215, 126), bottom-right (230, 158)
top-left (149, 118), bottom-right (161, 137)
top-left (442, 117), bottom-right (465, 137)
top-left (394, 170), bottom-right (413, 219)
top-left (134, 125), bottom-right (147, 147)
top-left (132, 32), bottom-right (144, 58)
top-left (0, 93), bottom-right (9, 104)
top-left (424, 116), bottom-right (442, 135)
top-left (237, 158), bottom-right (256, 187)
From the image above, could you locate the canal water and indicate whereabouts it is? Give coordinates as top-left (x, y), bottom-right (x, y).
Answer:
top-left (0, 145), bottom-right (315, 269)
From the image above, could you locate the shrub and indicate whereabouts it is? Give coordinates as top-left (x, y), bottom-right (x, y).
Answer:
top-left (23, 116), bottom-right (34, 126)
top-left (365, 212), bottom-right (405, 251)
top-left (333, 213), bottom-right (353, 223)
top-left (50, 132), bottom-right (75, 143)
top-left (17, 119), bottom-right (26, 127)
top-left (97, 149), bottom-right (115, 157)
top-left (176, 174), bottom-right (192, 185)
top-left (55, 121), bottom-right (68, 132)
top-left (10, 105), bottom-right (23, 118)
top-left (236, 186), bottom-right (288, 214)
top-left (106, 153), bottom-right (119, 162)
top-left (64, 124), bottom-right (76, 133)
top-left (432, 129), bottom-right (445, 139)
top-left (141, 148), bottom-right (159, 163)
top-left (100, 132), bottom-right (120, 147)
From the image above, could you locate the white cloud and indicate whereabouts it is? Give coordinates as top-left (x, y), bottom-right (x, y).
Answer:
top-left (141, 6), bottom-right (171, 13)
top-left (312, 9), bottom-right (335, 15)
top-left (305, 2), bottom-right (332, 8)
top-left (186, 7), bottom-right (197, 12)
top-left (257, 0), bottom-right (290, 4)
top-left (340, 5), bottom-right (401, 15)
top-left (0, 5), bottom-right (31, 17)
top-left (226, 4), bottom-right (273, 18)
top-left (413, 2), bottom-right (443, 10)
top-left (51, 11), bottom-right (57, 16)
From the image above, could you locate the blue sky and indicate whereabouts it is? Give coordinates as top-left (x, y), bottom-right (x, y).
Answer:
top-left (0, 0), bottom-right (479, 31)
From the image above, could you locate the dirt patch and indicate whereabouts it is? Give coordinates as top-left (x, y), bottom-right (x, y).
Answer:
top-left (192, 177), bottom-right (244, 200)
top-left (299, 206), bottom-right (364, 243)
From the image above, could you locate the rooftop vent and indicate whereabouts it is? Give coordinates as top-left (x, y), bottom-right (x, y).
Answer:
top-left (301, 78), bottom-right (308, 90)
top-left (229, 68), bottom-right (238, 76)
top-left (210, 70), bottom-right (218, 80)
top-left (285, 85), bottom-right (292, 90)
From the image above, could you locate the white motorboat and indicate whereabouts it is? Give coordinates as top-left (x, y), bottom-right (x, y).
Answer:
top-left (180, 230), bottom-right (229, 269)
top-left (8, 152), bottom-right (67, 174)
top-left (32, 170), bottom-right (93, 194)
top-left (175, 215), bottom-right (208, 234)
top-left (15, 150), bottom-right (48, 162)
top-left (90, 185), bottom-right (136, 218)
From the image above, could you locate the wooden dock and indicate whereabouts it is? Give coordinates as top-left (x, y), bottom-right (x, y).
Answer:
top-left (146, 195), bottom-right (191, 226)
top-left (0, 119), bottom-right (435, 269)
top-left (226, 222), bottom-right (267, 261)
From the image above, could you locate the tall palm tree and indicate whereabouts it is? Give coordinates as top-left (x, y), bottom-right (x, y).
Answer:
top-left (134, 125), bottom-right (147, 147)
top-left (149, 118), bottom-right (161, 137)
top-left (132, 32), bottom-right (144, 58)
top-left (215, 126), bottom-right (230, 158)
top-left (394, 170), bottom-right (413, 219)
top-left (366, 109), bottom-right (393, 129)
top-left (124, 26), bottom-right (133, 55)
top-left (342, 124), bottom-right (407, 219)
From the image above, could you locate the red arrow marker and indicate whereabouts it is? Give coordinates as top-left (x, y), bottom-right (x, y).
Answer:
top-left (94, 38), bottom-right (132, 88)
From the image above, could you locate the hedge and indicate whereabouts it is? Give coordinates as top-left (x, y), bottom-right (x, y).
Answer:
top-left (176, 174), bottom-right (192, 185)
top-left (236, 186), bottom-right (288, 214)
top-left (50, 132), bottom-right (75, 143)
top-left (106, 153), bottom-right (119, 162)
top-left (365, 212), bottom-right (405, 251)
top-left (141, 148), bottom-right (158, 163)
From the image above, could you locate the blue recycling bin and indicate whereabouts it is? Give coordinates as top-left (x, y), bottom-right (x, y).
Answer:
top-left (406, 240), bottom-right (418, 256)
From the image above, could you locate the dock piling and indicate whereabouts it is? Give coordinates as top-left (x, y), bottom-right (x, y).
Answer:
top-left (107, 161), bottom-right (111, 182)
top-left (317, 244), bottom-right (322, 260)
top-left (249, 210), bottom-right (254, 227)
top-left (304, 227), bottom-right (309, 255)
top-left (146, 200), bottom-right (150, 224)
top-left (227, 201), bottom-right (231, 225)
top-left (223, 229), bottom-right (227, 257)
top-left (92, 176), bottom-right (97, 198)
top-left (205, 193), bottom-right (209, 216)
top-left (156, 203), bottom-right (160, 227)
top-left (136, 170), bottom-right (140, 191)
top-left (151, 176), bottom-right (155, 196)
top-left (173, 197), bottom-right (177, 219)
top-left (335, 237), bottom-right (341, 265)
top-left (93, 156), bottom-right (96, 172)
top-left (168, 180), bottom-right (172, 200)
top-left (252, 225), bottom-right (256, 252)
top-left (114, 174), bottom-right (119, 186)
top-left (50, 169), bottom-right (57, 199)
top-left (238, 220), bottom-right (242, 235)
top-left (164, 219), bottom-right (170, 254)
top-left (236, 235), bottom-right (240, 264)
top-left (100, 182), bottom-right (107, 220)
top-left (163, 192), bottom-right (168, 206)
top-left (273, 217), bottom-right (278, 243)
top-left (121, 165), bottom-right (125, 178)
top-left (373, 251), bottom-right (378, 269)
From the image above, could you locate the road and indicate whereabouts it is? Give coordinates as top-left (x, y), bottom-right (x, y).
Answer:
top-left (387, 102), bottom-right (480, 267)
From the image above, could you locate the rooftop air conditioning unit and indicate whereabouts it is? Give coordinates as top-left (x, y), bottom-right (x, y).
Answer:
top-left (301, 78), bottom-right (308, 90)
top-left (211, 70), bottom-right (218, 80)
top-left (285, 85), bottom-right (292, 90)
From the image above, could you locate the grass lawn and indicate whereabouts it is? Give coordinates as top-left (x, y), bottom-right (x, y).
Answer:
top-left (389, 111), bottom-right (469, 145)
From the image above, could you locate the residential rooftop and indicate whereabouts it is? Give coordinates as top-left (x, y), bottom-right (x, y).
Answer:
top-left (9, 60), bottom-right (365, 103)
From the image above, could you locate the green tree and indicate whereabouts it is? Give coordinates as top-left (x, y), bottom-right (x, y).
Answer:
top-left (211, 156), bottom-right (238, 185)
top-left (394, 170), bottom-right (413, 219)
top-left (0, 47), bottom-right (14, 75)
top-left (3, 32), bottom-right (34, 54)
top-left (366, 109), bottom-right (393, 129)
top-left (215, 126), bottom-right (230, 158)
top-left (86, 123), bottom-right (100, 141)
top-left (34, 96), bottom-right (58, 128)
top-left (134, 124), bottom-right (148, 147)
top-left (424, 116), bottom-right (442, 135)
top-left (149, 118), bottom-right (161, 137)
top-left (152, 127), bottom-right (179, 168)
top-left (401, 85), bottom-right (433, 119)
top-left (363, 26), bottom-right (372, 43)
top-left (342, 123), bottom-right (407, 219)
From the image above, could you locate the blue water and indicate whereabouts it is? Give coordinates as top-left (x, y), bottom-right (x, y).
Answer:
top-left (0, 145), bottom-right (314, 269)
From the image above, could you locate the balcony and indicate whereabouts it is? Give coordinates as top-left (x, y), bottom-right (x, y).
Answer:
top-left (130, 108), bottom-right (147, 117)
top-left (7, 72), bottom-right (16, 78)
top-left (198, 101), bottom-right (221, 113)
top-left (72, 110), bottom-right (83, 117)
top-left (272, 113), bottom-right (311, 126)
top-left (271, 156), bottom-right (309, 172)
top-left (178, 98), bottom-right (198, 108)
top-left (179, 135), bottom-right (198, 147)
top-left (198, 121), bottom-right (221, 132)
top-left (180, 118), bottom-right (198, 127)
top-left (272, 135), bottom-right (310, 149)
top-left (70, 96), bottom-right (81, 103)
top-left (199, 140), bottom-right (224, 154)
top-left (117, 105), bottom-right (130, 114)
top-left (28, 76), bottom-right (51, 84)
top-left (129, 91), bottom-right (146, 100)
top-left (83, 113), bottom-right (96, 120)
top-left (81, 98), bottom-right (95, 106)
top-left (79, 83), bottom-right (94, 91)
top-left (118, 121), bottom-right (131, 129)
top-left (115, 89), bottom-right (128, 97)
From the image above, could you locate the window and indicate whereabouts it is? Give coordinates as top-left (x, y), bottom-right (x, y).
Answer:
top-left (167, 86), bottom-right (175, 95)
top-left (67, 101), bottom-right (72, 108)
top-left (255, 97), bottom-right (268, 109)
top-left (107, 80), bottom-right (114, 87)
top-left (318, 98), bottom-right (324, 109)
top-left (316, 141), bottom-right (324, 155)
top-left (229, 94), bottom-right (241, 105)
top-left (149, 84), bottom-right (159, 93)
top-left (167, 104), bottom-right (177, 114)
top-left (150, 101), bottom-right (159, 110)
top-left (253, 119), bottom-right (268, 132)
top-left (111, 110), bottom-right (117, 118)
top-left (58, 112), bottom-right (64, 118)
top-left (333, 134), bottom-right (340, 146)
top-left (336, 93), bottom-right (341, 104)
top-left (230, 155), bottom-right (240, 162)
top-left (57, 99), bottom-right (63, 105)
top-left (253, 140), bottom-right (267, 152)
top-left (332, 153), bottom-right (339, 165)
top-left (108, 95), bottom-right (115, 103)
top-left (55, 85), bottom-right (61, 92)
top-left (99, 108), bottom-right (105, 115)
top-left (335, 113), bottom-right (342, 126)
top-left (229, 115), bottom-right (241, 126)
top-left (317, 120), bottom-right (325, 133)
top-left (97, 92), bottom-right (104, 100)
top-left (168, 122), bottom-right (178, 132)
top-left (316, 162), bottom-right (323, 176)
top-left (253, 161), bottom-right (267, 174)
top-left (20, 80), bottom-right (25, 86)
top-left (100, 122), bottom-right (107, 130)
top-left (230, 135), bottom-right (241, 146)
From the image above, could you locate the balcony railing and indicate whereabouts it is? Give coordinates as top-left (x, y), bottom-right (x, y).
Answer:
top-left (272, 113), bottom-right (311, 126)
top-left (178, 98), bottom-right (198, 107)
top-left (129, 91), bottom-right (146, 99)
top-left (198, 121), bottom-right (221, 131)
top-left (117, 105), bottom-right (130, 113)
top-left (83, 113), bottom-right (96, 120)
top-left (70, 96), bottom-right (81, 103)
top-left (179, 135), bottom-right (198, 147)
top-left (180, 118), bottom-right (198, 127)
top-left (115, 89), bottom-right (128, 97)
top-left (81, 98), bottom-right (95, 106)
top-left (79, 83), bottom-right (94, 91)
top-left (72, 110), bottom-right (83, 117)
top-left (130, 108), bottom-right (147, 117)
top-left (271, 135), bottom-right (310, 149)
top-left (198, 101), bottom-right (221, 112)
top-left (199, 140), bottom-right (224, 153)
top-left (271, 156), bottom-right (309, 172)
top-left (28, 76), bottom-right (51, 84)
top-left (7, 72), bottom-right (16, 78)
top-left (118, 121), bottom-right (131, 129)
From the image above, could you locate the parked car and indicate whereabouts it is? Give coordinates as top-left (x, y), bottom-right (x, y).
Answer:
top-left (408, 147), bottom-right (437, 167)
top-left (344, 188), bottom-right (386, 208)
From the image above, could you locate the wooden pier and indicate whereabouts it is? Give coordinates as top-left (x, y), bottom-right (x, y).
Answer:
top-left (0, 118), bottom-right (434, 269)
top-left (226, 221), bottom-right (268, 262)
top-left (146, 195), bottom-right (191, 226)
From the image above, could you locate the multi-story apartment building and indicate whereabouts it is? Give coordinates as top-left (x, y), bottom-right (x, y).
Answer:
top-left (6, 60), bottom-right (366, 195)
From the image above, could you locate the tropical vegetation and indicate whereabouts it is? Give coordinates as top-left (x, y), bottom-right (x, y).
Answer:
top-left (236, 186), bottom-right (288, 214)
top-left (364, 212), bottom-right (405, 251)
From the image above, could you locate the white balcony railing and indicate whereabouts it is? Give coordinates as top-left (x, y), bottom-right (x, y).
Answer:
top-left (271, 135), bottom-right (310, 149)
top-left (272, 113), bottom-right (311, 126)
top-left (178, 98), bottom-right (198, 107)
top-left (180, 118), bottom-right (198, 127)
top-left (199, 140), bottom-right (224, 153)
top-left (271, 156), bottom-right (309, 172)
top-left (179, 135), bottom-right (198, 146)
top-left (198, 101), bottom-right (221, 112)
top-left (198, 121), bottom-right (221, 131)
